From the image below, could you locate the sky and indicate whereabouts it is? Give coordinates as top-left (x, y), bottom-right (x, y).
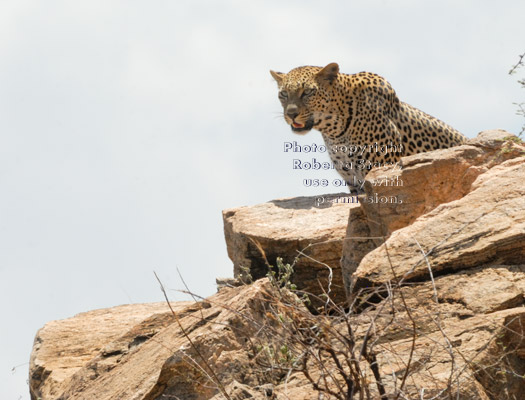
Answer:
top-left (1, 1), bottom-right (524, 398)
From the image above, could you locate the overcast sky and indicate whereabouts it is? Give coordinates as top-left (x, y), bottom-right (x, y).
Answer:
top-left (1, 1), bottom-right (524, 398)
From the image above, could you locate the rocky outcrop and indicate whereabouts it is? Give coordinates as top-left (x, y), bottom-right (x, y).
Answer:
top-left (359, 129), bottom-right (524, 241)
top-left (353, 158), bottom-right (525, 287)
top-left (364, 278), bottom-right (525, 399)
top-left (29, 130), bottom-right (525, 399)
top-left (29, 280), bottom-right (306, 400)
top-left (338, 130), bottom-right (525, 398)
top-left (29, 277), bottom-right (525, 399)
top-left (346, 130), bottom-right (525, 287)
top-left (223, 193), bottom-right (359, 304)
top-left (29, 302), bottom-right (191, 399)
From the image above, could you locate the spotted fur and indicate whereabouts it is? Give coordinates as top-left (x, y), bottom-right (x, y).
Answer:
top-left (270, 63), bottom-right (467, 191)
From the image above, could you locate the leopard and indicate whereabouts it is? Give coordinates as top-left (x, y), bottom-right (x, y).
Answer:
top-left (270, 63), bottom-right (467, 192)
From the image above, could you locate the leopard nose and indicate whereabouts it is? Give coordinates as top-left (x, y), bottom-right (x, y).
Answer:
top-left (286, 105), bottom-right (299, 119)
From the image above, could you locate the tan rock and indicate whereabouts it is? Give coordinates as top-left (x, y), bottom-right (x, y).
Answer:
top-left (340, 262), bottom-right (525, 399)
top-left (335, 130), bottom-right (525, 398)
top-left (341, 130), bottom-right (525, 292)
top-left (352, 157), bottom-right (525, 287)
top-left (340, 205), bottom-right (378, 293)
top-left (435, 265), bottom-right (524, 313)
top-left (361, 129), bottom-right (525, 240)
top-left (375, 306), bottom-right (525, 399)
top-left (223, 193), bottom-right (359, 304)
top-left (29, 274), bottom-right (525, 399)
top-left (209, 381), bottom-right (268, 400)
top-left (29, 302), bottom-right (189, 400)
top-left (29, 280), bottom-right (310, 400)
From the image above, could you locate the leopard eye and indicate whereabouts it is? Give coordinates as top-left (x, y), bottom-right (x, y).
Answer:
top-left (302, 88), bottom-right (316, 98)
top-left (279, 90), bottom-right (288, 99)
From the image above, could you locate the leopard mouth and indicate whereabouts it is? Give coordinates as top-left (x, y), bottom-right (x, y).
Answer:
top-left (291, 118), bottom-right (314, 133)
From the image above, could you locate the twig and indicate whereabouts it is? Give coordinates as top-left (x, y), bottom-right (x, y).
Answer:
top-left (295, 248), bottom-right (333, 308)
top-left (153, 271), bottom-right (231, 400)
top-left (176, 267), bottom-right (205, 321)
top-left (509, 52), bottom-right (525, 75)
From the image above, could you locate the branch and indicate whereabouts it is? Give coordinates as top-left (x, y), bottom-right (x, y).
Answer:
top-left (509, 52), bottom-right (525, 75)
top-left (153, 271), bottom-right (231, 400)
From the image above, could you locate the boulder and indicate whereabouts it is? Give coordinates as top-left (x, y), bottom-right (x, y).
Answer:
top-left (336, 130), bottom-right (525, 398)
top-left (29, 302), bottom-right (190, 399)
top-left (361, 129), bottom-right (524, 240)
top-left (223, 193), bottom-right (359, 304)
top-left (342, 130), bottom-right (525, 289)
top-left (362, 264), bottom-right (525, 399)
top-left (352, 156), bottom-right (525, 287)
top-left (29, 280), bottom-right (305, 400)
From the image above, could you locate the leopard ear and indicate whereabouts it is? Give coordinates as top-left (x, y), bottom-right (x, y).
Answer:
top-left (270, 70), bottom-right (284, 85)
top-left (316, 63), bottom-right (339, 84)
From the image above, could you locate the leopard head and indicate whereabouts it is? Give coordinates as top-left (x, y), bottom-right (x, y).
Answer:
top-left (270, 63), bottom-right (339, 134)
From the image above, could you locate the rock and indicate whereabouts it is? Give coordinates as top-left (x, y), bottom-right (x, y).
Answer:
top-left (29, 276), bottom-right (525, 399)
top-left (29, 302), bottom-right (189, 400)
top-left (29, 280), bottom-right (313, 400)
top-left (336, 130), bottom-right (525, 398)
top-left (341, 130), bottom-right (524, 291)
top-left (339, 205), bottom-right (378, 293)
top-left (216, 277), bottom-right (244, 290)
top-left (210, 381), bottom-right (267, 400)
top-left (435, 265), bottom-right (524, 313)
top-left (340, 130), bottom-right (525, 289)
top-left (360, 129), bottom-right (524, 240)
top-left (337, 262), bottom-right (525, 399)
top-left (352, 156), bottom-right (525, 287)
top-left (223, 193), bottom-right (359, 304)
top-left (375, 305), bottom-right (525, 399)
